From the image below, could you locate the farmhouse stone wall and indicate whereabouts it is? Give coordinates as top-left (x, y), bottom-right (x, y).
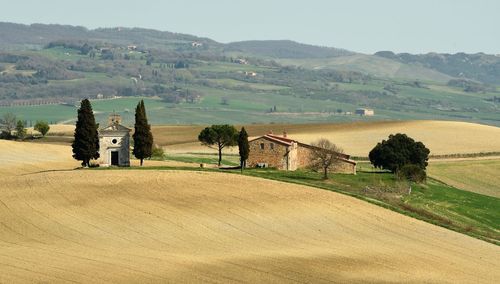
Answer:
top-left (247, 137), bottom-right (291, 170)
top-left (296, 144), bottom-right (356, 174)
top-left (248, 135), bottom-right (356, 174)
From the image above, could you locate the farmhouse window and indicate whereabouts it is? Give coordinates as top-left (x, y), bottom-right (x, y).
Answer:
top-left (260, 143), bottom-right (265, 150)
top-left (270, 143), bottom-right (274, 149)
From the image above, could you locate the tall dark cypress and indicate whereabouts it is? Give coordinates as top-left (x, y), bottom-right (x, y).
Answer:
top-left (133, 100), bottom-right (153, 166)
top-left (238, 127), bottom-right (250, 172)
top-left (72, 99), bottom-right (99, 167)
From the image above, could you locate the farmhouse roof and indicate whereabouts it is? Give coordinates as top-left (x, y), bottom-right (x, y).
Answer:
top-left (249, 134), bottom-right (295, 146)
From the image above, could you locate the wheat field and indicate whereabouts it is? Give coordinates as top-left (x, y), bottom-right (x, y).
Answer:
top-left (428, 158), bottom-right (500, 198)
top-left (38, 120), bottom-right (500, 157)
top-left (154, 120), bottom-right (500, 156)
top-left (0, 140), bottom-right (499, 283)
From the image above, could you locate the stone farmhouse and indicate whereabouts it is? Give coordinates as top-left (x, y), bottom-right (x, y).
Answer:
top-left (98, 114), bottom-right (131, 167)
top-left (247, 133), bottom-right (356, 174)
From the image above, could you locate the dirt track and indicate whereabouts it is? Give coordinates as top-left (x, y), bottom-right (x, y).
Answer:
top-left (0, 140), bottom-right (499, 283)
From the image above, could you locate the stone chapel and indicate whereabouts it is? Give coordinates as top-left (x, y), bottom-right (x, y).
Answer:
top-left (98, 113), bottom-right (131, 167)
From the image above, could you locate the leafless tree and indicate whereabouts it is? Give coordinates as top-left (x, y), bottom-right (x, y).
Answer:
top-left (309, 138), bottom-right (345, 179)
top-left (0, 113), bottom-right (17, 135)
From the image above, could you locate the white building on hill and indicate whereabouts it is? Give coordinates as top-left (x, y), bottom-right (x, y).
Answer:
top-left (98, 114), bottom-right (131, 167)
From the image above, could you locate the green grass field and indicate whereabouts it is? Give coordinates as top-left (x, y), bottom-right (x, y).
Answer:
top-left (428, 159), bottom-right (500, 198)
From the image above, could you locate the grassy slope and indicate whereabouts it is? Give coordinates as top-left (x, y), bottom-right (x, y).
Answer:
top-left (428, 159), bottom-right (500, 198)
top-left (275, 54), bottom-right (454, 83)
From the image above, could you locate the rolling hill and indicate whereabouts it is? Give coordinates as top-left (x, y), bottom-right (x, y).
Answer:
top-left (375, 51), bottom-right (500, 85)
top-left (224, 40), bottom-right (354, 58)
top-left (0, 22), bottom-right (499, 127)
top-left (275, 54), bottom-right (454, 83)
top-left (148, 120), bottom-right (500, 157)
top-left (0, 140), bottom-right (499, 283)
top-left (0, 22), bottom-right (218, 51)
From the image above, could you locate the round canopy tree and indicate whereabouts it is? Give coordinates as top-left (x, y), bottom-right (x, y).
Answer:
top-left (369, 133), bottom-right (430, 173)
top-left (198, 124), bottom-right (238, 167)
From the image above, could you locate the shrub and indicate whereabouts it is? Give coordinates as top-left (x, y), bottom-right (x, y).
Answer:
top-left (0, 131), bottom-right (14, 140)
top-left (397, 164), bottom-right (426, 183)
top-left (34, 120), bottom-right (50, 136)
top-left (151, 146), bottom-right (165, 159)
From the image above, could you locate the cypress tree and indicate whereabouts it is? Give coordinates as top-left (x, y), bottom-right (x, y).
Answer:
top-left (238, 127), bottom-right (249, 172)
top-left (72, 99), bottom-right (99, 167)
top-left (133, 100), bottom-right (153, 166)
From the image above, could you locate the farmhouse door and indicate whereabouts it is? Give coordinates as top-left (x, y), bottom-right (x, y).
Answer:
top-left (111, 151), bottom-right (119, 166)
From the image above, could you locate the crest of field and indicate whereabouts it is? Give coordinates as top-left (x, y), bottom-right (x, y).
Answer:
top-left (153, 120), bottom-right (500, 156)
top-left (0, 138), bottom-right (499, 282)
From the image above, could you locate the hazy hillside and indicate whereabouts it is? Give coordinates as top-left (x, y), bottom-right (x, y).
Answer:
top-left (375, 51), bottom-right (500, 85)
top-left (0, 22), bottom-right (499, 126)
top-left (224, 40), bottom-right (354, 58)
top-left (0, 22), bottom-right (218, 50)
top-left (276, 54), bottom-right (454, 83)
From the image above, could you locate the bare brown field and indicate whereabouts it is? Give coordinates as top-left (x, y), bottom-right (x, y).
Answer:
top-left (27, 124), bottom-right (76, 136)
top-left (0, 141), bottom-right (499, 282)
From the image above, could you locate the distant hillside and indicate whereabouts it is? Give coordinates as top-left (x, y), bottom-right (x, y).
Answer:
top-left (225, 40), bottom-right (354, 58)
top-left (0, 22), bottom-right (218, 50)
top-left (375, 51), bottom-right (500, 85)
top-left (275, 54), bottom-right (454, 83)
top-left (1, 22), bottom-right (498, 85)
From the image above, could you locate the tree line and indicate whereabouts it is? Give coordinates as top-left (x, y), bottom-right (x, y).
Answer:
top-left (0, 112), bottom-right (50, 140)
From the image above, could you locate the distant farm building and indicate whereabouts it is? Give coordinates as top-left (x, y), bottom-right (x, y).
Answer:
top-left (355, 108), bottom-right (374, 116)
top-left (191, 42), bottom-right (203, 47)
top-left (244, 71), bottom-right (257, 77)
top-left (234, 58), bottom-right (249, 65)
top-left (98, 114), bottom-right (131, 167)
top-left (248, 133), bottom-right (356, 174)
